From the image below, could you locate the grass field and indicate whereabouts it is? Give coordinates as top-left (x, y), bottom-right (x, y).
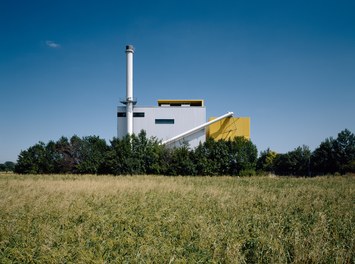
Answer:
top-left (0, 174), bottom-right (354, 263)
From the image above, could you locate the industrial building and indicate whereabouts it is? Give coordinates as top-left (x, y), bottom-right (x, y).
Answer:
top-left (117, 45), bottom-right (250, 147)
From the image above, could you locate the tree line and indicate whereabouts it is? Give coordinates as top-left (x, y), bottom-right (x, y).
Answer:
top-left (14, 129), bottom-right (355, 176)
top-left (257, 129), bottom-right (355, 176)
top-left (0, 161), bottom-right (15, 172)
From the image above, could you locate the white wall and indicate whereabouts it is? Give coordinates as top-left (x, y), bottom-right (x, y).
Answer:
top-left (117, 106), bottom-right (206, 148)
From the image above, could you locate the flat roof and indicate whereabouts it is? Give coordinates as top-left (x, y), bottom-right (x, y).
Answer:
top-left (157, 99), bottom-right (204, 107)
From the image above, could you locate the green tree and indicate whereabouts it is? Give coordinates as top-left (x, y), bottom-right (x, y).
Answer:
top-left (291, 145), bottom-right (311, 176)
top-left (102, 131), bottom-right (167, 175)
top-left (194, 140), bottom-right (217, 175)
top-left (103, 135), bottom-right (134, 175)
top-left (229, 137), bottom-right (258, 175)
top-left (334, 129), bottom-right (355, 173)
top-left (194, 139), bottom-right (229, 175)
top-left (167, 143), bottom-right (196, 176)
top-left (273, 153), bottom-right (292, 176)
top-left (54, 136), bottom-right (76, 173)
top-left (76, 136), bottom-right (108, 174)
top-left (0, 164), bottom-right (5, 171)
top-left (0, 161), bottom-right (15, 172)
top-left (194, 137), bottom-right (258, 176)
top-left (130, 131), bottom-right (150, 174)
top-left (311, 138), bottom-right (337, 175)
top-left (4, 161), bottom-right (15, 171)
top-left (43, 140), bottom-right (62, 173)
top-left (15, 142), bottom-right (48, 174)
top-left (274, 146), bottom-right (311, 176)
top-left (311, 129), bottom-right (355, 175)
top-left (257, 148), bottom-right (277, 173)
top-left (133, 131), bottom-right (164, 175)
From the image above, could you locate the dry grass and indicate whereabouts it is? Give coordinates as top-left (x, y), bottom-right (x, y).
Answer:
top-left (0, 174), bottom-right (354, 263)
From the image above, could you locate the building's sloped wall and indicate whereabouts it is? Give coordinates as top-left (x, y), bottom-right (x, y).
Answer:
top-left (117, 106), bottom-right (206, 148)
top-left (206, 117), bottom-right (250, 141)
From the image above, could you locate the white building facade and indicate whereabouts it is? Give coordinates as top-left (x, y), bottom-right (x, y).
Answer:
top-left (117, 100), bottom-right (206, 148)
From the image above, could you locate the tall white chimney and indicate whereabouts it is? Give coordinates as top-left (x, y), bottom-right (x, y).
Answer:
top-left (125, 45), bottom-right (134, 136)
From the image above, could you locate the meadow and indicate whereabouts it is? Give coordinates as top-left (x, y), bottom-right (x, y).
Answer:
top-left (0, 174), bottom-right (353, 263)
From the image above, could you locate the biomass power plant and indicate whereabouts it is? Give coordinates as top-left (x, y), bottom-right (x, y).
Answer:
top-left (117, 45), bottom-right (250, 147)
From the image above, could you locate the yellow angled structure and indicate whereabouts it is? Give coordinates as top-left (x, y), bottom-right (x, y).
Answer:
top-left (206, 117), bottom-right (250, 141)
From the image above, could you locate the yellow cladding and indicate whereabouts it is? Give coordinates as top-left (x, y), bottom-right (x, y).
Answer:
top-left (207, 117), bottom-right (250, 140)
top-left (157, 99), bottom-right (204, 107)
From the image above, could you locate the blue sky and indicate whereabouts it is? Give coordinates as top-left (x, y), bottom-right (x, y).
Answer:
top-left (1, 0), bottom-right (354, 163)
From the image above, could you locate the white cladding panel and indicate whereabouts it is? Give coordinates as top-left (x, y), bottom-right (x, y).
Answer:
top-left (117, 106), bottom-right (206, 148)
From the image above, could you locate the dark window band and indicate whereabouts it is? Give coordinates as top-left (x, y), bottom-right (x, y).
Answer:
top-left (134, 112), bottom-right (145, 117)
top-left (155, 119), bottom-right (174, 124)
top-left (117, 112), bottom-right (145, 117)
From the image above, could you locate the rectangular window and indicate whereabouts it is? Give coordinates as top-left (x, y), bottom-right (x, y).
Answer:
top-left (155, 119), bottom-right (174, 124)
top-left (133, 112), bottom-right (145, 117)
top-left (117, 112), bottom-right (145, 117)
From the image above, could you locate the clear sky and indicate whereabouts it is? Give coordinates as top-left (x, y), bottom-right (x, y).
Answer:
top-left (1, 0), bottom-right (354, 163)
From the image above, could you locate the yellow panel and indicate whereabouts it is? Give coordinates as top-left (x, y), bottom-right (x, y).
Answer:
top-left (157, 99), bottom-right (204, 107)
top-left (207, 117), bottom-right (250, 140)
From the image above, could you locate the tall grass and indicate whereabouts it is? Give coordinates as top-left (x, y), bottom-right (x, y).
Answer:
top-left (0, 174), bottom-right (354, 263)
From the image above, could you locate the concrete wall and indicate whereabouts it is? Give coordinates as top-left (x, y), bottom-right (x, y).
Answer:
top-left (117, 106), bottom-right (206, 148)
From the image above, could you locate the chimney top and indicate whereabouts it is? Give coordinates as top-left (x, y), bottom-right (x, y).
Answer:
top-left (126, 45), bottom-right (134, 51)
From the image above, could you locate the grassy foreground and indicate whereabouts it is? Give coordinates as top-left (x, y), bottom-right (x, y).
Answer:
top-left (0, 174), bottom-right (353, 263)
